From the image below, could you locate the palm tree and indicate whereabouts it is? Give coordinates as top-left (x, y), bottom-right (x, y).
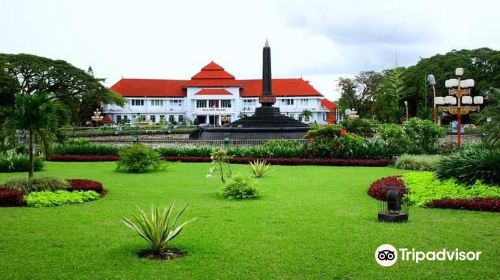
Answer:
top-left (0, 93), bottom-right (67, 178)
top-left (300, 109), bottom-right (313, 123)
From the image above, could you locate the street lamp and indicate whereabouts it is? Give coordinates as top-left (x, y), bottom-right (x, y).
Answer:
top-left (404, 101), bottom-right (409, 121)
top-left (427, 74), bottom-right (438, 124)
top-left (436, 68), bottom-right (483, 148)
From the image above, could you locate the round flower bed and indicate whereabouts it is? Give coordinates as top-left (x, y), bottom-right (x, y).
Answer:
top-left (0, 178), bottom-right (106, 207)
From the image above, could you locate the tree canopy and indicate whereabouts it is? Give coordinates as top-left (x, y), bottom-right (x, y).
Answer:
top-left (0, 53), bottom-right (124, 125)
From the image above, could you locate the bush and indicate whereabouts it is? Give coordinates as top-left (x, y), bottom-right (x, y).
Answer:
top-left (48, 154), bottom-right (119, 161)
top-left (0, 150), bottom-right (43, 172)
top-left (67, 179), bottom-right (104, 194)
top-left (428, 198), bottom-right (500, 212)
top-left (377, 124), bottom-right (411, 155)
top-left (342, 118), bottom-right (376, 137)
top-left (121, 203), bottom-right (196, 258)
top-left (116, 144), bottom-right (162, 173)
top-left (0, 188), bottom-right (24, 206)
top-left (51, 143), bottom-right (120, 155)
top-left (0, 176), bottom-right (69, 194)
top-left (395, 154), bottom-right (442, 171)
top-left (156, 146), bottom-right (213, 157)
top-left (249, 159), bottom-right (272, 178)
top-left (367, 176), bottom-right (407, 201)
top-left (24, 190), bottom-right (101, 207)
top-left (402, 172), bottom-right (500, 207)
top-left (402, 118), bottom-right (445, 154)
top-left (436, 146), bottom-right (500, 185)
top-left (261, 140), bottom-right (305, 158)
top-left (221, 175), bottom-right (259, 200)
top-left (162, 156), bottom-right (392, 166)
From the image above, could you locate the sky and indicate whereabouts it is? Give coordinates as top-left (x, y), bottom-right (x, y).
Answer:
top-left (1, 0), bottom-right (499, 100)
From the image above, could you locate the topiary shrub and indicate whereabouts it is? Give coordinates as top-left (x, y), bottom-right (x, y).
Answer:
top-left (0, 188), bottom-right (24, 206)
top-left (24, 190), bottom-right (101, 207)
top-left (367, 176), bottom-right (407, 201)
top-left (116, 144), bottom-right (162, 173)
top-left (0, 176), bottom-right (69, 194)
top-left (66, 179), bottom-right (104, 194)
top-left (221, 175), bottom-right (259, 200)
top-left (395, 154), bottom-right (442, 171)
top-left (436, 146), bottom-right (500, 185)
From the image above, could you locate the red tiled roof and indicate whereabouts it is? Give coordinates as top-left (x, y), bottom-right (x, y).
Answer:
top-left (321, 98), bottom-right (336, 123)
top-left (195, 88), bottom-right (232, 96)
top-left (191, 61), bottom-right (235, 80)
top-left (110, 61), bottom-right (323, 98)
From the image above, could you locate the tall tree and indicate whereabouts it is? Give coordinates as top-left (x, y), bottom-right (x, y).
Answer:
top-left (337, 71), bottom-right (383, 118)
top-left (373, 67), bottom-right (406, 123)
top-left (0, 93), bottom-right (68, 178)
top-left (0, 53), bottom-right (124, 125)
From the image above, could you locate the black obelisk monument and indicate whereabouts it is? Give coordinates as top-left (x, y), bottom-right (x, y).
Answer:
top-left (199, 40), bottom-right (309, 139)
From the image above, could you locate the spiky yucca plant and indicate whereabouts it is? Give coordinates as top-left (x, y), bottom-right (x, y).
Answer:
top-left (249, 159), bottom-right (272, 178)
top-left (122, 203), bottom-right (196, 256)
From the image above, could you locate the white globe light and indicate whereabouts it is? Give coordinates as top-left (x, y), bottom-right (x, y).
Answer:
top-left (465, 79), bottom-right (475, 88)
top-left (474, 96), bottom-right (484, 105)
top-left (455, 68), bottom-right (464, 76)
top-left (445, 96), bottom-right (457, 105)
top-left (462, 96), bottom-right (472, 104)
top-left (434, 97), bottom-right (445, 105)
top-left (446, 79), bottom-right (459, 88)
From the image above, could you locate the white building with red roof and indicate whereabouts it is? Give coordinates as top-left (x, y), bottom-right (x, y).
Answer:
top-left (104, 61), bottom-right (335, 125)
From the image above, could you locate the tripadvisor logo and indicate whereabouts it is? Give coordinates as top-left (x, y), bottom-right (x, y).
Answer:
top-left (375, 244), bottom-right (481, 267)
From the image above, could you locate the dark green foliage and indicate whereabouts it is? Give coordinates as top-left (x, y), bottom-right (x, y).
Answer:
top-left (0, 176), bottom-right (69, 193)
top-left (436, 146), bottom-right (500, 185)
top-left (0, 53), bottom-right (124, 125)
top-left (51, 143), bottom-right (120, 155)
top-left (116, 144), bottom-right (162, 173)
top-left (341, 118), bottom-right (376, 137)
top-left (0, 150), bottom-right (43, 172)
top-left (157, 146), bottom-right (213, 157)
top-left (473, 88), bottom-right (500, 148)
top-left (221, 175), bottom-right (259, 200)
top-left (24, 190), bottom-right (100, 207)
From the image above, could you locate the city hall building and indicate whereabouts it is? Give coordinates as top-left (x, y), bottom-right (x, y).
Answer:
top-left (104, 61), bottom-right (336, 125)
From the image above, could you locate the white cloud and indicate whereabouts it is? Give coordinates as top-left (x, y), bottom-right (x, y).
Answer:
top-left (0, 0), bottom-right (499, 100)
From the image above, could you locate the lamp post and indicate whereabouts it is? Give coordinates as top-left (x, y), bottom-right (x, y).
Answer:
top-left (427, 74), bottom-right (438, 124)
top-left (434, 68), bottom-right (484, 148)
top-left (404, 101), bottom-right (408, 121)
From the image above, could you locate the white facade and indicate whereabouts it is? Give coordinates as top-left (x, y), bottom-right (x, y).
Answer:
top-left (104, 89), bottom-right (329, 125)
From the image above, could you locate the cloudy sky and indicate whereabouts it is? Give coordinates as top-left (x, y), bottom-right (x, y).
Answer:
top-left (1, 0), bottom-right (499, 100)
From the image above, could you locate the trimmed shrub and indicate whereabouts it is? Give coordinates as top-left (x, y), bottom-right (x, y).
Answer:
top-left (342, 118), bottom-right (376, 137)
top-left (0, 188), bottom-right (24, 206)
top-left (48, 154), bottom-right (119, 161)
top-left (428, 198), bottom-right (500, 212)
top-left (395, 154), bottom-right (442, 171)
top-left (116, 144), bottom-right (162, 173)
top-left (0, 176), bottom-right (69, 194)
top-left (156, 146), bottom-right (213, 157)
top-left (222, 175), bottom-right (259, 200)
top-left (51, 143), bottom-right (120, 155)
top-left (162, 156), bottom-right (391, 166)
top-left (367, 176), bottom-right (407, 201)
top-left (0, 150), bottom-right (43, 172)
top-left (436, 146), bottom-right (500, 185)
top-left (67, 179), bottom-right (104, 194)
top-left (24, 190), bottom-right (101, 207)
top-left (402, 172), bottom-right (500, 207)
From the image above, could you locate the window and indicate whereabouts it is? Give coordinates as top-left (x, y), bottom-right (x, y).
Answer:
top-left (170, 100), bottom-right (182, 106)
top-left (160, 115), bottom-right (165, 121)
top-left (196, 100), bottom-right (207, 108)
top-left (209, 100), bottom-right (219, 108)
top-left (221, 100), bottom-right (231, 108)
top-left (286, 99), bottom-right (294, 106)
top-left (178, 115), bottom-right (184, 123)
top-left (150, 115), bottom-right (156, 122)
top-left (150, 100), bottom-right (163, 106)
top-left (123, 115), bottom-right (129, 122)
top-left (300, 99), bottom-right (308, 105)
top-left (116, 115), bottom-right (122, 123)
top-left (243, 99), bottom-right (256, 105)
top-left (169, 115), bottom-right (175, 123)
top-left (131, 99), bottom-right (144, 106)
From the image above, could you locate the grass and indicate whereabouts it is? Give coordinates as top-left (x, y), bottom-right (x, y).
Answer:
top-left (0, 162), bottom-right (498, 279)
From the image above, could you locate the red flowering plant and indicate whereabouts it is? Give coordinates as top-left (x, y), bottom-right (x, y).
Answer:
top-left (66, 179), bottom-right (104, 194)
top-left (0, 188), bottom-right (24, 206)
top-left (340, 129), bottom-right (348, 136)
top-left (367, 176), bottom-right (407, 201)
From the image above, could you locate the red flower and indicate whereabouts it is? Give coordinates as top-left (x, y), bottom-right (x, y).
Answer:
top-left (340, 129), bottom-right (348, 136)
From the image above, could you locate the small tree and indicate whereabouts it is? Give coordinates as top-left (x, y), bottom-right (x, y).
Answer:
top-left (300, 109), bottom-right (312, 122)
top-left (0, 93), bottom-right (68, 178)
top-left (206, 148), bottom-right (232, 183)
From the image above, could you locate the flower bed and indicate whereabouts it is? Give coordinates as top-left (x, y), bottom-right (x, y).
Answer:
top-left (368, 172), bottom-right (500, 212)
top-left (428, 198), bottom-right (500, 212)
top-left (0, 188), bottom-right (24, 207)
top-left (163, 156), bottom-right (392, 166)
top-left (66, 179), bottom-right (104, 194)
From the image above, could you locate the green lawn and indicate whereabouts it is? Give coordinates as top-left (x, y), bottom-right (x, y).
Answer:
top-left (0, 162), bottom-right (498, 279)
